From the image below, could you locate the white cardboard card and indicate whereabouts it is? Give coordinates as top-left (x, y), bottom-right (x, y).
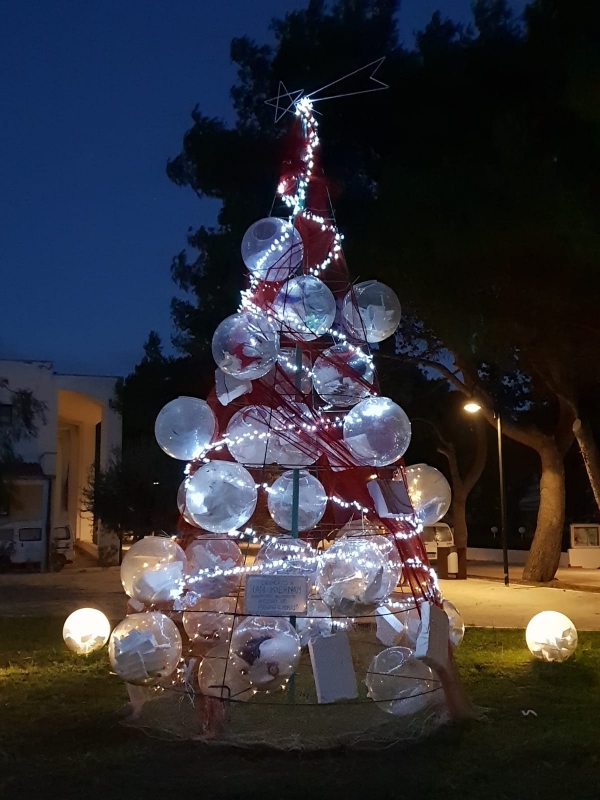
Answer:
top-left (309, 631), bottom-right (358, 704)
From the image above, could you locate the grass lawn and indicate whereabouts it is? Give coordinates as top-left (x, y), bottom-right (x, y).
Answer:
top-left (1, 619), bottom-right (599, 800)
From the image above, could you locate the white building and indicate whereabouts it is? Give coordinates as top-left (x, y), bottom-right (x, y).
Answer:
top-left (0, 359), bottom-right (122, 566)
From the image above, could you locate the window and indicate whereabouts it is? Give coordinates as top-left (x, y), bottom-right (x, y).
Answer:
top-left (0, 404), bottom-right (12, 428)
top-left (19, 528), bottom-right (42, 542)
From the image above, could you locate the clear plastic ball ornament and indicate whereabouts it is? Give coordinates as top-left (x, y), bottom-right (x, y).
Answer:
top-left (231, 616), bottom-right (301, 691)
top-left (366, 646), bottom-right (442, 716)
top-left (241, 217), bottom-right (303, 282)
top-left (109, 612), bottom-right (182, 686)
top-left (443, 600), bottom-right (465, 647)
top-left (185, 535), bottom-right (244, 597)
top-left (154, 396), bottom-right (217, 461)
top-left (274, 347), bottom-right (312, 395)
top-left (296, 599), bottom-right (333, 647)
top-left (341, 280), bottom-right (401, 343)
top-left (120, 536), bottom-right (187, 604)
top-left (183, 596), bottom-right (237, 656)
top-left (253, 536), bottom-right (318, 580)
top-left (267, 470), bottom-right (327, 532)
top-left (405, 464), bottom-right (452, 526)
top-left (525, 611), bottom-right (578, 663)
top-left (212, 311), bottom-right (280, 380)
top-left (313, 344), bottom-right (374, 408)
top-left (343, 396), bottom-right (412, 467)
top-left (198, 642), bottom-right (253, 701)
top-left (272, 275), bottom-right (336, 341)
top-left (184, 461), bottom-right (257, 533)
top-left (317, 535), bottom-right (401, 616)
top-left (63, 608), bottom-right (111, 655)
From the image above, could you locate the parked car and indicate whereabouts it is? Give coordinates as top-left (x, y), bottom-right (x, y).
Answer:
top-left (0, 522), bottom-right (74, 571)
top-left (421, 523), bottom-right (454, 561)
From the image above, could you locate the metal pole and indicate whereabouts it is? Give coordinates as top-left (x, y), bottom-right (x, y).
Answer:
top-left (287, 345), bottom-right (303, 701)
top-left (497, 413), bottom-right (509, 586)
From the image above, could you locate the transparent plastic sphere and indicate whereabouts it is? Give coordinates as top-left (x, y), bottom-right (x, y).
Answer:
top-left (337, 518), bottom-right (387, 539)
top-left (317, 536), bottom-right (401, 616)
top-left (405, 464), bottom-right (452, 526)
top-left (274, 347), bottom-right (312, 395)
top-left (443, 600), bottom-right (465, 647)
top-left (526, 611), bottom-right (578, 663)
top-left (109, 612), bottom-right (182, 686)
top-left (185, 535), bottom-right (244, 598)
top-left (341, 280), bottom-right (401, 343)
top-left (272, 275), bottom-right (336, 341)
top-left (198, 642), bottom-right (253, 701)
top-left (297, 599), bottom-right (333, 647)
top-left (343, 397), bottom-right (412, 467)
top-left (267, 470), bottom-right (327, 532)
top-left (63, 608), bottom-right (111, 655)
top-left (183, 596), bottom-right (237, 655)
top-left (177, 478), bottom-right (198, 526)
top-left (154, 397), bottom-right (217, 460)
top-left (184, 461), bottom-right (257, 533)
top-left (212, 311), bottom-right (280, 380)
top-left (313, 344), bottom-right (374, 408)
top-left (254, 536), bottom-right (318, 580)
top-left (397, 607), bottom-right (422, 648)
top-left (241, 217), bottom-right (303, 282)
top-left (231, 616), bottom-right (301, 691)
top-left (366, 646), bottom-right (442, 716)
top-left (120, 537), bottom-right (187, 604)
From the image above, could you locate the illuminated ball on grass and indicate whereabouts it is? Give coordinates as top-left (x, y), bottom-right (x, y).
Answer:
top-left (212, 311), bottom-right (279, 380)
top-left (267, 469), bottom-right (327, 531)
top-left (341, 280), bottom-right (401, 343)
top-left (313, 344), bottom-right (374, 408)
top-left (109, 612), bottom-right (182, 686)
top-left (154, 396), bottom-right (217, 460)
top-left (63, 608), bottom-right (111, 655)
top-left (317, 535), bottom-right (401, 616)
top-left (343, 396), bottom-right (411, 467)
top-left (241, 217), bottom-right (303, 282)
top-left (366, 646), bottom-right (443, 716)
top-left (254, 536), bottom-right (318, 581)
top-left (231, 616), bottom-right (301, 691)
top-left (184, 461), bottom-right (257, 533)
top-left (198, 642), bottom-right (253, 701)
top-left (121, 536), bottom-right (187, 604)
top-left (405, 464), bottom-right (452, 526)
top-left (272, 275), bottom-right (336, 341)
top-left (183, 597), bottom-right (238, 656)
top-left (443, 600), bottom-right (465, 647)
top-left (525, 611), bottom-right (578, 663)
top-left (185, 535), bottom-right (244, 598)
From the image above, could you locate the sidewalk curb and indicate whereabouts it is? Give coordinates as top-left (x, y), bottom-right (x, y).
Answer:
top-left (467, 573), bottom-right (600, 594)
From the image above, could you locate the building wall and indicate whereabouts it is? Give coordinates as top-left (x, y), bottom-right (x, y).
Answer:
top-left (2, 481), bottom-right (44, 524)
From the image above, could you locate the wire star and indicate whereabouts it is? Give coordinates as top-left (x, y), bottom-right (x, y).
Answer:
top-left (265, 81), bottom-right (304, 123)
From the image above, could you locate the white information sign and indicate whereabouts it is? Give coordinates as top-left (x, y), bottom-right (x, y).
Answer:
top-left (244, 575), bottom-right (308, 616)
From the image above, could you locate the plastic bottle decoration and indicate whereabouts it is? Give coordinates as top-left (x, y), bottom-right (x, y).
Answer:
top-left (313, 344), bottom-right (374, 408)
top-left (317, 536), bottom-right (401, 616)
top-left (272, 275), bottom-right (336, 341)
top-left (183, 597), bottom-right (237, 656)
top-left (405, 464), bottom-right (452, 526)
top-left (343, 396), bottom-right (412, 467)
top-left (184, 461), bottom-right (257, 533)
top-left (63, 608), bottom-right (111, 655)
top-left (341, 280), bottom-right (401, 343)
top-left (185, 535), bottom-right (244, 598)
top-left (231, 616), bottom-right (301, 691)
top-left (525, 611), bottom-right (578, 662)
top-left (365, 646), bottom-right (442, 716)
top-left (109, 612), bottom-right (182, 686)
top-left (443, 600), bottom-right (465, 647)
top-left (120, 537), bottom-right (187, 604)
top-left (241, 217), bottom-right (303, 282)
top-left (267, 470), bottom-right (327, 531)
top-left (154, 397), bottom-right (217, 461)
top-left (212, 311), bottom-right (280, 380)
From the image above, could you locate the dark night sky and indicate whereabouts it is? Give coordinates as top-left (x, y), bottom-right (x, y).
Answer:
top-left (0, 0), bottom-right (526, 377)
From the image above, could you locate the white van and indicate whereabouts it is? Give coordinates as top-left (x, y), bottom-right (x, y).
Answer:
top-left (0, 522), bottom-right (74, 571)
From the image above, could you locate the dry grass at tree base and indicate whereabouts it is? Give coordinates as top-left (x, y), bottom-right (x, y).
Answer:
top-left (0, 620), bottom-right (600, 800)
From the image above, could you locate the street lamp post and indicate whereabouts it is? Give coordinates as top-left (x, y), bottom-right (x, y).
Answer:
top-left (464, 401), bottom-right (510, 585)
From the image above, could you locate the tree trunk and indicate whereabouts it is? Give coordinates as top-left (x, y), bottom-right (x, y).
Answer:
top-left (523, 441), bottom-right (565, 582)
top-left (573, 417), bottom-right (600, 514)
top-left (450, 489), bottom-right (468, 549)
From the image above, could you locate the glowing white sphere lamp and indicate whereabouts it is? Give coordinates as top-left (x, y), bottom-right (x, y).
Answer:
top-left (525, 611), bottom-right (578, 663)
top-left (63, 608), bottom-right (111, 655)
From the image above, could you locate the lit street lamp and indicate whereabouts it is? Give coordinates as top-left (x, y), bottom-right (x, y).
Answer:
top-left (464, 400), bottom-right (509, 585)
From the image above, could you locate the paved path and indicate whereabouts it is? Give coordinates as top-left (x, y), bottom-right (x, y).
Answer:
top-left (468, 562), bottom-right (600, 591)
top-left (1, 566), bottom-right (599, 630)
